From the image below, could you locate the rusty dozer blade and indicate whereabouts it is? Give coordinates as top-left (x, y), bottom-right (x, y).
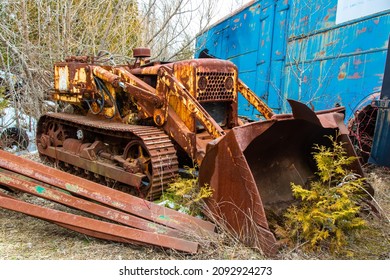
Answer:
top-left (199, 100), bottom-right (365, 256)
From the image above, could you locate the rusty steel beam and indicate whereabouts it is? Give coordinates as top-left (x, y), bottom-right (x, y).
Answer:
top-left (52, 222), bottom-right (145, 245)
top-left (0, 195), bottom-right (198, 253)
top-left (0, 169), bottom-right (182, 238)
top-left (158, 66), bottom-right (226, 139)
top-left (113, 67), bottom-right (164, 108)
top-left (0, 150), bottom-right (215, 235)
top-left (237, 79), bottom-right (274, 120)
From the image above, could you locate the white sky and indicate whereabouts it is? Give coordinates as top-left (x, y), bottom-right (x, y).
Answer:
top-left (210, 0), bottom-right (253, 25)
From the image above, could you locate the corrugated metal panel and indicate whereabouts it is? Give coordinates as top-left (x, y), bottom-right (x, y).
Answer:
top-left (195, 0), bottom-right (390, 120)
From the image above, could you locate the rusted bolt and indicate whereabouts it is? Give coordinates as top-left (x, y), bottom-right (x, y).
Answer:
top-left (155, 115), bottom-right (162, 125)
top-left (40, 135), bottom-right (51, 149)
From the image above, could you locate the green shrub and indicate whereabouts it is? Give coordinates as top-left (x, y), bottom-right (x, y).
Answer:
top-left (159, 167), bottom-right (213, 216)
top-left (276, 137), bottom-right (367, 254)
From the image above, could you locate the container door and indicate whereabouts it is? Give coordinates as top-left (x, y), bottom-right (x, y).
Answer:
top-left (255, 1), bottom-right (289, 114)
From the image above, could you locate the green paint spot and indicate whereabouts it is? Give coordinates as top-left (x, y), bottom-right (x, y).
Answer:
top-left (65, 183), bottom-right (79, 193)
top-left (147, 223), bottom-right (168, 234)
top-left (35, 185), bottom-right (46, 194)
top-left (158, 215), bottom-right (171, 221)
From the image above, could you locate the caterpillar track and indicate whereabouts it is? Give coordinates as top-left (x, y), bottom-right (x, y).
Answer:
top-left (36, 113), bottom-right (179, 200)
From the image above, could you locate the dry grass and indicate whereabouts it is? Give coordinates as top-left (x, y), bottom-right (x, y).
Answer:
top-left (0, 197), bottom-right (264, 260)
top-left (0, 153), bottom-right (389, 260)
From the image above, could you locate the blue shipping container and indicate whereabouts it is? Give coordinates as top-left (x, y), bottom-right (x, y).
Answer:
top-left (195, 0), bottom-right (390, 121)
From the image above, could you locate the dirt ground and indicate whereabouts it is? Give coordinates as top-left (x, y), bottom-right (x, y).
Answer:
top-left (0, 153), bottom-right (389, 260)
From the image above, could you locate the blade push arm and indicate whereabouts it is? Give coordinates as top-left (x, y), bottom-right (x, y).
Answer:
top-left (237, 79), bottom-right (274, 120)
top-left (157, 66), bottom-right (226, 139)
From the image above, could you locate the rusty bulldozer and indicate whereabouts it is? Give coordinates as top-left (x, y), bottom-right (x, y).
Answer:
top-left (0, 48), bottom-right (365, 256)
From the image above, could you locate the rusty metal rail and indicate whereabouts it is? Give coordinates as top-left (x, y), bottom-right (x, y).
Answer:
top-left (0, 195), bottom-right (198, 253)
top-left (0, 149), bottom-right (215, 253)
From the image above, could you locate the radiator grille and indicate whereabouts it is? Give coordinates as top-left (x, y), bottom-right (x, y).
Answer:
top-left (196, 72), bottom-right (235, 102)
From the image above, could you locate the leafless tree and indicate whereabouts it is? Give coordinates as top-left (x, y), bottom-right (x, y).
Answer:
top-left (137, 0), bottom-right (219, 60)
top-left (0, 0), bottom-right (223, 125)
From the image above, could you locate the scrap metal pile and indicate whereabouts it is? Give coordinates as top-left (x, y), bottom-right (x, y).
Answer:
top-left (0, 150), bottom-right (215, 253)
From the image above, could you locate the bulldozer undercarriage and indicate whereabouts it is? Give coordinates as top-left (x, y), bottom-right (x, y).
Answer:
top-left (36, 113), bottom-right (179, 201)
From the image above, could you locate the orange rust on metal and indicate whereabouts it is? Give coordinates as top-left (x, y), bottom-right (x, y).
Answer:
top-left (41, 143), bottom-right (146, 187)
top-left (36, 113), bottom-right (180, 200)
top-left (0, 195), bottom-right (198, 253)
top-left (0, 149), bottom-right (215, 234)
top-left (133, 47), bottom-right (151, 58)
top-left (52, 222), bottom-right (145, 245)
top-left (0, 169), bottom-right (182, 237)
top-left (158, 66), bottom-right (226, 139)
top-left (53, 61), bottom-right (95, 99)
top-left (91, 65), bottom-right (121, 87)
top-left (237, 79), bottom-right (274, 120)
top-left (164, 108), bottom-right (197, 160)
top-left (114, 67), bottom-right (164, 108)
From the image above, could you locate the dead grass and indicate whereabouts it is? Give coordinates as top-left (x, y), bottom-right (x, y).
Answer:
top-left (0, 153), bottom-right (389, 260)
top-left (0, 199), bottom-right (264, 260)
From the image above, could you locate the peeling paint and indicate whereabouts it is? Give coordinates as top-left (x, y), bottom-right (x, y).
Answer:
top-left (65, 183), bottom-right (80, 193)
top-left (357, 27), bottom-right (367, 35)
top-left (111, 201), bottom-right (126, 209)
top-left (348, 72), bottom-right (362, 79)
top-left (35, 185), bottom-right (46, 194)
top-left (353, 59), bottom-right (362, 66)
top-left (338, 72), bottom-right (347, 80)
top-left (300, 16), bottom-right (308, 23)
top-left (195, 0), bottom-right (390, 119)
top-left (325, 40), bottom-right (337, 47)
top-left (0, 175), bottom-right (11, 184)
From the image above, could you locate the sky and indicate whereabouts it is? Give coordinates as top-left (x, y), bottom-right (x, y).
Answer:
top-left (210, 0), bottom-right (253, 25)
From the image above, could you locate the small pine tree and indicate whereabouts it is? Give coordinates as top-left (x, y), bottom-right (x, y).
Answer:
top-left (276, 136), bottom-right (367, 253)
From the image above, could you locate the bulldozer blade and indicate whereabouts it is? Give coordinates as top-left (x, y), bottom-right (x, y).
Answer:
top-left (199, 100), bottom-right (364, 256)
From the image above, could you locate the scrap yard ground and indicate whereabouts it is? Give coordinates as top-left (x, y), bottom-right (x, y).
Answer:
top-left (0, 154), bottom-right (389, 260)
